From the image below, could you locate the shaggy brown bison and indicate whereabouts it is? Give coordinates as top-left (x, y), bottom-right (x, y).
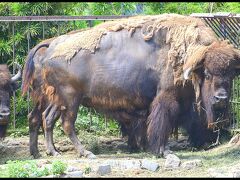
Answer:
top-left (22, 14), bottom-right (240, 158)
top-left (0, 64), bottom-right (21, 138)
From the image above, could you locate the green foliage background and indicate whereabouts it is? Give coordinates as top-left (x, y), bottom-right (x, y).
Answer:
top-left (0, 2), bottom-right (239, 135)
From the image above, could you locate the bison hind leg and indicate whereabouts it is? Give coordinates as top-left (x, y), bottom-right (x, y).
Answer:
top-left (42, 103), bottom-right (61, 156)
top-left (28, 104), bottom-right (42, 158)
top-left (60, 105), bottom-right (96, 159)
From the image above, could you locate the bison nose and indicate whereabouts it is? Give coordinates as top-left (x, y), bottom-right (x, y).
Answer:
top-left (213, 94), bottom-right (228, 104)
top-left (214, 96), bottom-right (227, 103)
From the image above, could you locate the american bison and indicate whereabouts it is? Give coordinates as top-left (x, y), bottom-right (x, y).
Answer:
top-left (22, 14), bottom-right (240, 158)
top-left (21, 37), bottom-right (61, 158)
top-left (0, 63), bottom-right (21, 138)
top-left (22, 30), bottom-right (91, 158)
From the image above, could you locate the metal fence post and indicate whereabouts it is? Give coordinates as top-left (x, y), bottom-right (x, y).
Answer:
top-left (27, 22), bottom-right (30, 115)
top-left (42, 21), bottom-right (45, 39)
top-left (89, 108), bottom-right (92, 129)
top-left (57, 21), bottom-right (60, 36)
top-left (12, 22), bottom-right (16, 129)
top-left (73, 20), bottom-right (76, 30)
top-left (105, 115), bottom-right (107, 129)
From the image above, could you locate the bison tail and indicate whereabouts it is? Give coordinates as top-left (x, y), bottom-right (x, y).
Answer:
top-left (147, 93), bottom-right (179, 155)
top-left (21, 43), bottom-right (49, 96)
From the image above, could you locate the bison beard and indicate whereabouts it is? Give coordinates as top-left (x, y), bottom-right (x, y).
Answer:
top-left (21, 14), bottom-right (240, 158)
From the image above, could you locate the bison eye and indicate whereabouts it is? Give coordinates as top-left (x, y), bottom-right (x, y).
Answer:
top-left (204, 70), bottom-right (211, 80)
top-left (205, 74), bottom-right (210, 80)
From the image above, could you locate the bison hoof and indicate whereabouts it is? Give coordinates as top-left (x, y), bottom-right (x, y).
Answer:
top-left (162, 149), bottom-right (173, 158)
top-left (84, 150), bottom-right (96, 159)
top-left (46, 150), bottom-right (60, 156)
top-left (32, 152), bottom-right (42, 159)
top-left (52, 151), bottom-right (61, 157)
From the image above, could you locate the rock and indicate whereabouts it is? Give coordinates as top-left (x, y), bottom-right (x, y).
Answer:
top-left (141, 159), bottom-right (159, 172)
top-left (105, 159), bottom-right (141, 170)
top-left (41, 175), bottom-right (56, 178)
top-left (164, 154), bottom-right (181, 170)
top-left (97, 164), bottom-right (111, 176)
top-left (181, 159), bottom-right (202, 170)
top-left (86, 153), bottom-right (97, 159)
top-left (67, 166), bottom-right (81, 172)
top-left (231, 169), bottom-right (240, 178)
top-left (208, 168), bottom-right (230, 178)
top-left (233, 171), bottom-right (240, 178)
top-left (37, 159), bottom-right (51, 168)
top-left (58, 146), bottom-right (74, 152)
top-left (61, 171), bottom-right (83, 178)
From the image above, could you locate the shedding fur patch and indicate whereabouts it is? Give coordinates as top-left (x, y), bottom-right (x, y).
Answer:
top-left (48, 14), bottom-right (216, 64)
top-left (43, 14), bottom-right (240, 116)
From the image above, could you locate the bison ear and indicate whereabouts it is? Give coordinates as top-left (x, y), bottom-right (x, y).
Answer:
top-left (183, 45), bottom-right (209, 80)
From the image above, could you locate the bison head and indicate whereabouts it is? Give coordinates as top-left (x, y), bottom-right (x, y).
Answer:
top-left (0, 63), bottom-right (21, 138)
top-left (183, 41), bottom-right (240, 129)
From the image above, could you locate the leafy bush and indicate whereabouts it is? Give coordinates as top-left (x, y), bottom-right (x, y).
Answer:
top-left (7, 160), bottom-right (50, 178)
top-left (52, 160), bottom-right (67, 175)
top-left (7, 159), bottom-right (67, 178)
top-left (75, 106), bottom-right (120, 136)
top-left (52, 106), bottom-right (120, 138)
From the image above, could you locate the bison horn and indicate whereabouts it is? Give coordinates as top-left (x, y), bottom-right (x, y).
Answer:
top-left (183, 67), bottom-right (192, 80)
top-left (11, 63), bottom-right (22, 82)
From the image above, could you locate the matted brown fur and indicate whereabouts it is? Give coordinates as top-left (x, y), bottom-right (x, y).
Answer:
top-left (48, 14), bottom-right (218, 84)
top-left (49, 14), bottom-right (217, 69)
top-left (41, 68), bottom-right (63, 108)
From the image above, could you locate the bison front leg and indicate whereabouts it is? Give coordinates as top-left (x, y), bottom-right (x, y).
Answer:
top-left (28, 103), bottom-right (42, 158)
top-left (42, 103), bottom-right (61, 156)
top-left (147, 91), bottom-right (179, 157)
top-left (60, 107), bottom-right (96, 159)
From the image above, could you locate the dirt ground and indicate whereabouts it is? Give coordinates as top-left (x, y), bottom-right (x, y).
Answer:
top-left (0, 133), bottom-right (240, 177)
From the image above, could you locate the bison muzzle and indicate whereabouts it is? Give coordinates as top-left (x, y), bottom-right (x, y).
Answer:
top-left (0, 63), bottom-right (21, 138)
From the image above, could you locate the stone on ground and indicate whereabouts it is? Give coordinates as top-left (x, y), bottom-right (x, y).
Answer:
top-left (164, 154), bottom-right (181, 170)
top-left (181, 159), bottom-right (202, 170)
top-left (141, 159), bottom-right (159, 172)
top-left (97, 164), bottom-right (111, 176)
top-left (105, 159), bottom-right (141, 170)
top-left (61, 171), bottom-right (83, 178)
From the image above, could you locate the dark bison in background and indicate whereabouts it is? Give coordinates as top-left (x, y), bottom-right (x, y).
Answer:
top-left (22, 14), bottom-right (240, 158)
top-left (0, 64), bottom-right (21, 138)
